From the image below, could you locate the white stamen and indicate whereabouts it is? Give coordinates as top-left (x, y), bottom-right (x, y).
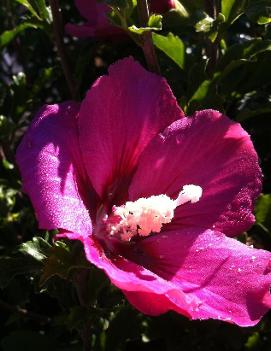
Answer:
top-left (174, 184), bottom-right (203, 206)
top-left (106, 184), bottom-right (202, 241)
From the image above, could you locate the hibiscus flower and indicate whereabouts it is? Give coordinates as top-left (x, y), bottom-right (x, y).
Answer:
top-left (16, 57), bottom-right (271, 326)
top-left (65, 0), bottom-right (176, 39)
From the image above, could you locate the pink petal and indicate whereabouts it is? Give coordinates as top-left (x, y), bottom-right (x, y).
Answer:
top-left (59, 232), bottom-right (197, 317)
top-left (16, 103), bottom-right (92, 235)
top-left (129, 109), bottom-right (262, 236)
top-left (134, 228), bottom-right (271, 326)
top-left (79, 57), bottom-right (183, 199)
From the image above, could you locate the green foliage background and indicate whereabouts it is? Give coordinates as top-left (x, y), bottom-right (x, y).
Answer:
top-left (0, 0), bottom-right (271, 350)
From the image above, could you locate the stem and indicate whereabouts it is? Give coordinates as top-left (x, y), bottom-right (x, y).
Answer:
top-left (49, 0), bottom-right (78, 99)
top-left (204, 0), bottom-right (217, 18)
top-left (204, 0), bottom-right (220, 75)
top-left (74, 270), bottom-right (92, 351)
top-left (137, 0), bottom-right (160, 74)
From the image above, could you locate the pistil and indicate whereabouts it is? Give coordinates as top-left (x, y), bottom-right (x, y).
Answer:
top-left (106, 185), bottom-right (202, 241)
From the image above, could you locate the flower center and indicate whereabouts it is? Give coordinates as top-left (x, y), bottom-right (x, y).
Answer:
top-left (105, 185), bottom-right (202, 241)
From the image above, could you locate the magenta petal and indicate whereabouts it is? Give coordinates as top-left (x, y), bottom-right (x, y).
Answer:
top-left (60, 232), bottom-right (197, 316)
top-left (65, 23), bottom-right (96, 38)
top-left (66, 0), bottom-right (175, 39)
top-left (135, 229), bottom-right (271, 326)
top-left (79, 58), bottom-right (184, 198)
top-left (73, 0), bottom-right (103, 23)
top-left (129, 109), bottom-right (262, 236)
top-left (66, 0), bottom-right (123, 39)
top-left (149, 0), bottom-right (176, 13)
top-left (16, 103), bottom-right (92, 235)
top-left (65, 23), bottom-right (123, 39)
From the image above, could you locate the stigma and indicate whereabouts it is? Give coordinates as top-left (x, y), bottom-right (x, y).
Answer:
top-left (106, 185), bottom-right (202, 241)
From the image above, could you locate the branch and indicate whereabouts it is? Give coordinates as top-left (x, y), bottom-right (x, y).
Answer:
top-left (49, 0), bottom-right (78, 99)
top-left (137, 0), bottom-right (160, 74)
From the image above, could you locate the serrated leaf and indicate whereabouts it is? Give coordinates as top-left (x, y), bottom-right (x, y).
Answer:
top-left (148, 14), bottom-right (162, 29)
top-left (19, 237), bottom-right (51, 261)
top-left (40, 241), bottom-right (90, 285)
top-left (152, 32), bottom-right (185, 69)
top-left (195, 14), bottom-right (214, 32)
top-left (0, 257), bottom-right (41, 288)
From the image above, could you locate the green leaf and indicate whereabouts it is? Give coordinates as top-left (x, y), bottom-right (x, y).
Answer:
top-left (128, 15), bottom-right (162, 34)
top-left (195, 12), bottom-right (225, 42)
top-left (245, 332), bottom-right (260, 349)
top-left (0, 115), bottom-right (15, 141)
top-left (174, 0), bottom-right (189, 18)
top-left (15, 0), bottom-right (41, 19)
top-left (235, 104), bottom-right (271, 121)
top-left (148, 14), bottom-right (163, 29)
top-left (104, 0), bottom-right (127, 7)
top-left (188, 79), bottom-right (211, 103)
top-left (40, 243), bottom-right (73, 284)
top-left (0, 257), bottom-right (41, 289)
top-left (246, 0), bottom-right (271, 25)
top-left (106, 0), bottom-right (136, 21)
top-left (195, 14), bottom-right (214, 33)
top-left (128, 25), bottom-right (147, 34)
top-left (0, 22), bottom-right (38, 48)
top-left (0, 185), bottom-right (18, 209)
top-left (19, 237), bottom-right (51, 262)
top-left (34, 0), bottom-right (52, 22)
top-left (105, 307), bottom-right (142, 351)
top-left (152, 32), bottom-right (185, 69)
top-left (1, 331), bottom-right (55, 351)
top-left (255, 194), bottom-right (271, 229)
top-left (16, 0), bottom-right (52, 23)
top-left (221, 0), bottom-right (247, 24)
top-left (2, 159), bottom-right (14, 170)
top-left (216, 59), bottom-right (249, 94)
top-left (218, 39), bottom-right (271, 69)
top-left (40, 241), bottom-right (90, 285)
